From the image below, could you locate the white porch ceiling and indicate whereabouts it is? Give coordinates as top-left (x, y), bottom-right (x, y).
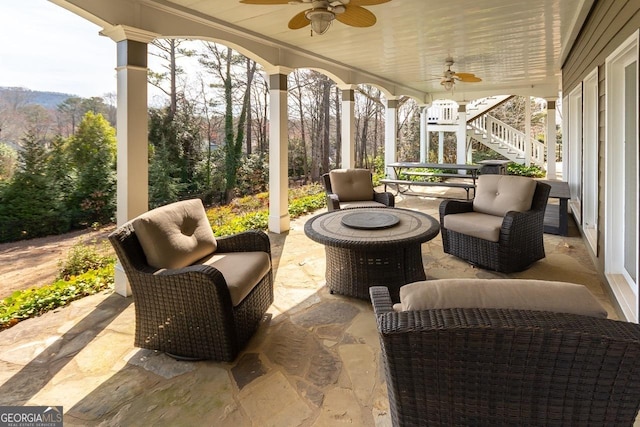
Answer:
top-left (52, 0), bottom-right (593, 102)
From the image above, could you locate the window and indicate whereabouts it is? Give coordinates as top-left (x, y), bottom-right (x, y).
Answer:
top-left (567, 85), bottom-right (583, 224)
top-left (605, 31), bottom-right (639, 322)
top-left (583, 68), bottom-right (598, 253)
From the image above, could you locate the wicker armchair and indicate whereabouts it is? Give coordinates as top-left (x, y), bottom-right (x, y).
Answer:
top-left (440, 175), bottom-right (551, 272)
top-left (370, 282), bottom-right (640, 427)
top-left (322, 168), bottom-right (394, 211)
top-left (108, 199), bottom-right (273, 362)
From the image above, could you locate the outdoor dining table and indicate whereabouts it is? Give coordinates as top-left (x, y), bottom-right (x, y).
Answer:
top-left (304, 207), bottom-right (439, 302)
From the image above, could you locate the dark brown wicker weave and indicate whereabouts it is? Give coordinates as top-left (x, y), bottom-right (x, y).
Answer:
top-left (322, 171), bottom-right (394, 211)
top-left (370, 286), bottom-right (640, 427)
top-left (304, 208), bottom-right (439, 301)
top-left (439, 180), bottom-right (551, 273)
top-left (108, 224), bottom-right (273, 362)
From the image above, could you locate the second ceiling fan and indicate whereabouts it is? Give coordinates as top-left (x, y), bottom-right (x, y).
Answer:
top-left (239, 0), bottom-right (391, 35)
top-left (438, 56), bottom-right (482, 91)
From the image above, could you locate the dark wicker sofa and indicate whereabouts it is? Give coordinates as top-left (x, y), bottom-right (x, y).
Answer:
top-left (108, 200), bottom-right (273, 362)
top-left (440, 175), bottom-right (551, 273)
top-left (370, 284), bottom-right (640, 427)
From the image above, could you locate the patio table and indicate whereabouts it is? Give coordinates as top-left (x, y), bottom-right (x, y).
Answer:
top-left (304, 207), bottom-right (439, 301)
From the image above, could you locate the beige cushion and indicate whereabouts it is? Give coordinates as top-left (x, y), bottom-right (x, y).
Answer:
top-left (132, 199), bottom-right (217, 270)
top-left (443, 211), bottom-right (503, 242)
top-left (340, 200), bottom-right (387, 209)
top-left (200, 252), bottom-right (271, 306)
top-left (396, 279), bottom-right (608, 318)
top-left (473, 175), bottom-right (537, 217)
top-left (329, 169), bottom-right (374, 202)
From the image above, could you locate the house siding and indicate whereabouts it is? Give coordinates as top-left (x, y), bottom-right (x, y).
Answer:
top-left (562, 0), bottom-right (640, 311)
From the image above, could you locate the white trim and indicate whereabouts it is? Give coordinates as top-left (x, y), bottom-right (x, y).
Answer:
top-left (567, 84), bottom-right (583, 225)
top-left (582, 67), bottom-right (599, 254)
top-left (604, 30), bottom-right (639, 322)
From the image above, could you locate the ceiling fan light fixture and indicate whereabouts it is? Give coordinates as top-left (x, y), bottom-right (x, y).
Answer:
top-left (306, 8), bottom-right (335, 35)
top-left (441, 79), bottom-right (454, 91)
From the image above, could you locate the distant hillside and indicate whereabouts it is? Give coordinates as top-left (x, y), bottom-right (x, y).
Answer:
top-left (0, 87), bottom-right (75, 109)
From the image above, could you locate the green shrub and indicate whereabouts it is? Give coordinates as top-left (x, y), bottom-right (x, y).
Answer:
top-left (507, 163), bottom-right (546, 178)
top-left (0, 263), bottom-right (115, 330)
top-left (57, 241), bottom-right (114, 280)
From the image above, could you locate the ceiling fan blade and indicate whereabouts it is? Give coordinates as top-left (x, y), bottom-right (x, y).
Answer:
top-left (336, 5), bottom-right (376, 27)
top-left (288, 10), bottom-right (310, 29)
top-left (240, 0), bottom-right (291, 4)
top-left (454, 72), bottom-right (482, 82)
top-left (349, 0), bottom-right (391, 6)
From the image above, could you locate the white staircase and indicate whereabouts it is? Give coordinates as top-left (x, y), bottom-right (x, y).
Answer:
top-left (427, 96), bottom-right (546, 167)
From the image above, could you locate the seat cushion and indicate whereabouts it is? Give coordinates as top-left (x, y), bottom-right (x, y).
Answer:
top-left (132, 199), bottom-right (217, 270)
top-left (443, 211), bottom-right (503, 242)
top-left (340, 200), bottom-right (387, 209)
top-left (200, 251), bottom-right (271, 306)
top-left (473, 175), bottom-right (537, 217)
top-left (395, 279), bottom-right (608, 318)
top-left (329, 169), bottom-right (374, 202)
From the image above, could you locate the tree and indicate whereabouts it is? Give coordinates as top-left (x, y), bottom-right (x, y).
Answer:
top-left (200, 42), bottom-right (257, 201)
top-left (67, 112), bottom-right (117, 227)
top-left (0, 129), bottom-right (63, 241)
top-left (149, 39), bottom-right (195, 120)
top-left (0, 143), bottom-right (17, 181)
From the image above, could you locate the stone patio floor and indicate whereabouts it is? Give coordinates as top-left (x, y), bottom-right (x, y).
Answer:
top-left (0, 187), bottom-right (619, 426)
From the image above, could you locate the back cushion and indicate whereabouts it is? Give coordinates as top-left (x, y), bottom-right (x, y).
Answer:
top-left (132, 199), bottom-right (217, 269)
top-left (473, 175), bottom-right (537, 216)
top-left (329, 169), bottom-right (374, 202)
top-left (398, 279), bottom-right (608, 318)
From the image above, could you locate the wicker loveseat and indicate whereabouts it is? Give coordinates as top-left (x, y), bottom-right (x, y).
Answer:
top-left (108, 199), bottom-right (273, 362)
top-left (322, 168), bottom-right (394, 211)
top-left (370, 279), bottom-right (640, 427)
top-left (439, 175), bottom-right (551, 272)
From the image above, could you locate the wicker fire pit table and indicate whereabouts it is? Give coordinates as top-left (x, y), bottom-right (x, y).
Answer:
top-left (304, 207), bottom-right (439, 301)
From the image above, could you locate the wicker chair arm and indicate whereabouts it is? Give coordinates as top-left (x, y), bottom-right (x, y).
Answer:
top-left (373, 191), bottom-right (395, 207)
top-left (369, 286), bottom-right (395, 315)
top-left (325, 193), bottom-right (341, 211)
top-left (439, 199), bottom-right (474, 220)
top-left (215, 230), bottom-right (271, 256)
top-left (499, 209), bottom-right (545, 242)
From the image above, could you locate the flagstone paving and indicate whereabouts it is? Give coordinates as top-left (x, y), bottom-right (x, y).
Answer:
top-left (0, 187), bottom-right (619, 426)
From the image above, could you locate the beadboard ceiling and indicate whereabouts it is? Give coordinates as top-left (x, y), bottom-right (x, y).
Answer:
top-left (54, 0), bottom-right (593, 102)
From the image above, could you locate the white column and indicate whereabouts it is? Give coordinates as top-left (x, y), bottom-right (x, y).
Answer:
top-left (456, 103), bottom-right (467, 166)
top-left (341, 87), bottom-right (356, 168)
top-left (438, 132), bottom-right (444, 163)
top-left (525, 96), bottom-right (532, 166)
top-left (268, 71), bottom-right (291, 233)
top-left (385, 98), bottom-right (398, 177)
top-left (419, 105), bottom-right (430, 163)
top-left (546, 99), bottom-right (557, 179)
top-left (103, 26), bottom-right (156, 297)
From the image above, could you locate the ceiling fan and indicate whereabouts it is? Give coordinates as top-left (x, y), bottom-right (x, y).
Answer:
top-left (239, 0), bottom-right (391, 36)
top-left (438, 56), bottom-right (482, 91)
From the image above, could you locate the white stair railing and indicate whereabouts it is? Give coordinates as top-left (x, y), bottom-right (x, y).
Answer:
top-left (467, 115), bottom-right (545, 166)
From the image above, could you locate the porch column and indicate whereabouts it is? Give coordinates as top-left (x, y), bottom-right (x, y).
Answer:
top-left (525, 96), bottom-right (532, 166)
top-left (340, 86), bottom-right (356, 168)
top-left (419, 105), bottom-right (430, 163)
top-left (385, 98), bottom-right (398, 177)
top-left (456, 103), bottom-right (467, 166)
top-left (546, 99), bottom-right (557, 179)
top-left (268, 70), bottom-right (291, 233)
top-left (438, 132), bottom-right (444, 163)
top-left (103, 26), bottom-right (156, 297)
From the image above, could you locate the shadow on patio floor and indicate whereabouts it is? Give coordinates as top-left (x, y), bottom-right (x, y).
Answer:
top-left (0, 187), bottom-right (617, 426)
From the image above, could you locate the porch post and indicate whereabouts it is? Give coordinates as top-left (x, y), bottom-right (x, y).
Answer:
top-left (385, 98), bottom-right (398, 177)
top-left (268, 70), bottom-right (291, 233)
top-left (102, 26), bottom-right (156, 297)
top-left (419, 104), bottom-right (431, 163)
top-left (546, 99), bottom-right (557, 179)
top-left (456, 103), bottom-right (467, 166)
top-left (438, 132), bottom-right (444, 163)
top-left (340, 86), bottom-right (356, 168)
top-left (525, 96), bottom-right (532, 166)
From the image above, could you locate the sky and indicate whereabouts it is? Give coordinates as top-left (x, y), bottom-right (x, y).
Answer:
top-left (0, 0), bottom-right (117, 98)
